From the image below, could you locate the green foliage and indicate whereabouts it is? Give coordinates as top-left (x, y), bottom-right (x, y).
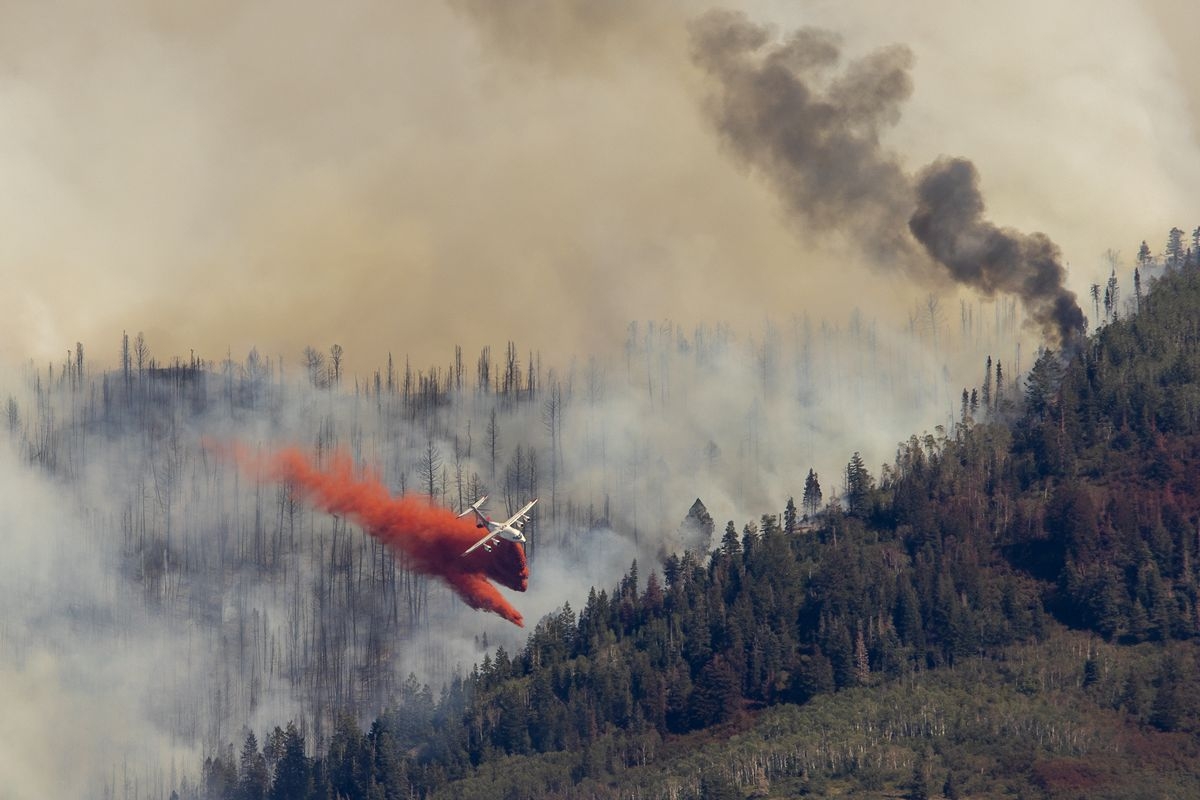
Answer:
top-left (237, 732), bottom-right (269, 800)
top-left (270, 723), bottom-right (310, 800)
top-left (844, 451), bottom-right (873, 517)
top-left (802, 468), bottom-right (822, 518)
top-left (698, 769), bottom-right (739, 800)
top-left (186, 250), bottom-right (1200, 800)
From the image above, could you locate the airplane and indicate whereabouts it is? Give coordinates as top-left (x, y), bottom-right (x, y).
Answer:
top-left (457, 495), bottom-right (538, 556)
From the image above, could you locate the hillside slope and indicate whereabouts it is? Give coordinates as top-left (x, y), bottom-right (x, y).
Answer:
top-left (186, 262), bottom-right (1200, 799)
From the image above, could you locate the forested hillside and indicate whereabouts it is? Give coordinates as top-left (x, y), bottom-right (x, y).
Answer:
top-left (174, 250), bottom-right (1200, 799)
top-left (7, 238), bottom-right (1200, 799)
top-left (4, 290), bottom-right (1004, 798)
top-left (7, 0), bottom-right (1200, 796)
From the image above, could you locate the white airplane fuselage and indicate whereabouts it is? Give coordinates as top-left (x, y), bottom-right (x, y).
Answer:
top-left (458, 496), bottom-right (537, 556)
top-left (476, 518), bottom-right (526, 544)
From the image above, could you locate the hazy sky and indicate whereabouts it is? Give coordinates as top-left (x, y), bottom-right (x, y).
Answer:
top-left (2, 0), bottom-right (1197, 375)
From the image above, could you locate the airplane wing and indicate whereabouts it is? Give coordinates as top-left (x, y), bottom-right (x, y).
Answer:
top-left (462, 529), bottom-right (499, 557)
top-left (501, 499), bottom-right (538, 530)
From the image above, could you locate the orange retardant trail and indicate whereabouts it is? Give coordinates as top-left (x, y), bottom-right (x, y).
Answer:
top-left (216, 443), bottom-right (528, 626)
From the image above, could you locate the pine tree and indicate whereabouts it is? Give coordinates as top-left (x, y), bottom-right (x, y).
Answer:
top-left (789, 648), bottom-right (835, 703)
top-left (326, 714), bottom-right (369, 799)
top-left (1024, 349), bottom-right (1063, 422)
top-left (1166, 226), bottom-right (1185, 269)
top-left (740, 522), bottom-right (758, 566)
top-left (681, 499), bottom-right (716, 550)
top-left (720, 521), bottom-right (741, 558)
top-left (844, 452), bottom-right (872, 517)
top-left (203, 751), bottom-right (237, 800)
top-left (982, 355), bottom-right (993, 409)
top-left (1105, 269), bottom-right (1119, 321)
top-left (270, 723), bottom-right (310, 800)
top-left (802, 469), bottom-right (822, 518)
top-left (907, 752), bottom-right (930, 800)
top-left (1137, 239), bottom-right (1152, 270)
top-left (943, 770), bottom-right (961, 800)
top-left (688, 655), bottom-right (741, 728)
top-left (237, 732), bottom-right (269, 800)
top-left (826, 624), bottom-right (857, 689)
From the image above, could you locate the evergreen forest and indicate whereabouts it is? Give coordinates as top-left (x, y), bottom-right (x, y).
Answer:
top-left (6, 235), bottom-right (1200, 800)
top-left (194, 243), bottom-right (1200, 799)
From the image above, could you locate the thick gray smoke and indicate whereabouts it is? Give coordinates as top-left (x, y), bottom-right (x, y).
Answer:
top-left (910, 158), bottom-right (1086, 350)
top-left (689, 9), bottom-right (1086, 350)
top-left (688, 10), bottom-right (921, 270)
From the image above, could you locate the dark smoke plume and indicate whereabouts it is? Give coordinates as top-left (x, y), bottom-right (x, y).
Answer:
top-left (690, 9), bottom-right (1085, 350)
top-left (909, 158), bottom-right (1086, 350)
top-left (689, 10), bottom-right (921, 269)
top-left (216, 443), bottom-right (529, 626)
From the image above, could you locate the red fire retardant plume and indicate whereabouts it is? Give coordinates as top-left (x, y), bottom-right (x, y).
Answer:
top-left (216, 443), bottom-right (528, 626)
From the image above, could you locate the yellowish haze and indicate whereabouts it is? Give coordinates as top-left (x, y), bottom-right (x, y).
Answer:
top-left (1, 0), bottom-right (1196, 376)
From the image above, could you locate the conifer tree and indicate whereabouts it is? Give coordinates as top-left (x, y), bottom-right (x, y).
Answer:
top-left (802, 469), bottom-right (822, 518)
top-left (720, 521), bottom-right (741, 558)
top-left (1105, 270), bottom-right (1119, 321)
top-left (907, 751), bottom-right (930, 800)
top-left (943, 771), bottom-right (961, 800)
top-left (270, 723), bottom-right (310, 800)
top-left (237, 732), bottom-right (269, 800)
top-left (1137, 239), bottom-right (1152, 270)
top-left (1166, 226), bottom-right (1185, 269)
top-left (982, 355), bottom-right (992, 409)
top-left (844, 452), bottom-right (872, 517)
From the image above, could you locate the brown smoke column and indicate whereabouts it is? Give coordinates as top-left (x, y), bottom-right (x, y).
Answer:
top-left (214, 443), bottom-right (528, 626)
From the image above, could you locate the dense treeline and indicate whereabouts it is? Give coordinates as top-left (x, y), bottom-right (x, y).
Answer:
top-left (179, 243), bottom-right (1200, 798)
top-left (1012, 261), bottom-right (1200, 641)
top-left (192, 635), bottom-right (1200, 799)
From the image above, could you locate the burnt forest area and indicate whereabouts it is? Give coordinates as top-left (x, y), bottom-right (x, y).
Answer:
top-left (7, 233), bottom-right (1200, 800)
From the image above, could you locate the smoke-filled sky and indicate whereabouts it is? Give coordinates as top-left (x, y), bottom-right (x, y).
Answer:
top-left (2, 0), bottom-right (1198, 372)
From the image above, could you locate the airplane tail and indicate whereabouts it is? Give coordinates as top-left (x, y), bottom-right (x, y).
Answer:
top-left (457, 495), bottom-right (488, 518)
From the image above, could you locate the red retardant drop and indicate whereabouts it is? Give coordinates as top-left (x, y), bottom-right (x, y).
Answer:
top-left (213, 442), bottom-right (528, 626)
